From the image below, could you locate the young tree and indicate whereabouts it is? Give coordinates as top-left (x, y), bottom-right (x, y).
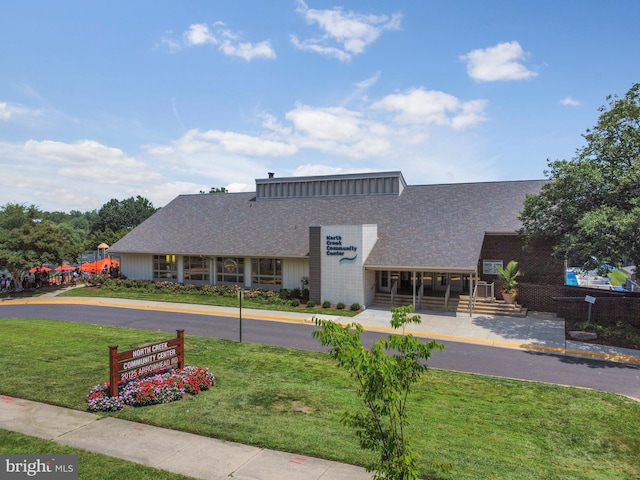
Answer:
top-left (520, 83), bottom-right (640, 272)
top-left (313, 306), bottom-right (445, 480)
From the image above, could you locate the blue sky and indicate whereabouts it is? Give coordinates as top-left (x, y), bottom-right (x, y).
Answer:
top-left (1, 0), bottom-right (639, 212)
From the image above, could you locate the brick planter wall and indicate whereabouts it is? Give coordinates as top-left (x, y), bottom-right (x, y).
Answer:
top-left (518, 282), bottom-right (640, 327)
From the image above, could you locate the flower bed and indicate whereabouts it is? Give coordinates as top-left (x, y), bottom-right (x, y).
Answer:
top-left (87, 366), bottom-right (215, 412)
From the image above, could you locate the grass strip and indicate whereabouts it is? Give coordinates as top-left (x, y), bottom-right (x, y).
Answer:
top-left (1, 318), bottom-right (640, 479)
top-left (57, 286), bottom-right (358, 316)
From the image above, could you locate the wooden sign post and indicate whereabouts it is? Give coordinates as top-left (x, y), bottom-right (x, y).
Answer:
top-left (108, 329), bottom-right (185, 397)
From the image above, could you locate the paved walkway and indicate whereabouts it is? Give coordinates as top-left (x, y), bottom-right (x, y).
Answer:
top-left (2, 288), bottom-right (640, 479)
top-left (0, 395), bottom-right (371, 480)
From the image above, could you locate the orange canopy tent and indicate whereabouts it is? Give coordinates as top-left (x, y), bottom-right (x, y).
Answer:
top-left (54, 264), bottom-right (75, 271)
top-left (29, 266), bottom-right (51, 273)
top-left (81, 258), bottom-right (120, 273)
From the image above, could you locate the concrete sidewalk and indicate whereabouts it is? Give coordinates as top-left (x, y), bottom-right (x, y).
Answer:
top-left (0, 395), bottom-right (372, 480)
top-left (354, 306), bottom-right (640, 364)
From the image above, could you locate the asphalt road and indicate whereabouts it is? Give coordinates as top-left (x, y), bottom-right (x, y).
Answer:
top-left (2, 303), bottom-right (639, 400)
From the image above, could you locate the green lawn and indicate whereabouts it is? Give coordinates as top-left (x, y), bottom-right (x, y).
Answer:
top-left (1, 319), bottom-right (639, 479)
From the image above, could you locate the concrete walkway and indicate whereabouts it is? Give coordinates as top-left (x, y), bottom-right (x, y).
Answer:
top-left (0, 395), bottom-right (372, 480)
top-left (2, 288), bottom-right (640, 479)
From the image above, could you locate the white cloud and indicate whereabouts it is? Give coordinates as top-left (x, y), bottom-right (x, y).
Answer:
top-left (161, 22), bottom-right (275, 61)
top-left (0, 102), bottom-right (10, 120)
top-left (24, 140), bottom-right (162, 185)
top-left (259, 113), bottom-right (292, 136)
top-left (292, 164), bottom-right (375, 177)
top-left (560, 96), bottom-right (582, 106)
top-left (371, 87), bottom-right (488, 129)
top-left (0, 139), bottom-right (173, 212)
top-left (286, 105), bottom-right (363, 142)
top-left (341, 72), bottom-right (381, 107)
top-left (226, 182), bottom-right (255, 193)
top-left (184, 23), bottom-right (217, 46)
top-left (157, 30), bottom-right (181, 53)
top-left (138, 85), bottom-right (493, 207)
top-left (290, 36), bottom-right (351, 62)
top-left (146, 128), bottom-right (297, 157)
top-left (460, 41), bottom-right (537, 82)
top-left (451, 99), bottom-right (490, 129)
top-left (0, 101), bottom-right (44, 123)
top-left (219, 39), bottom-right (276, 61)
top-left (356, 72), bottom-right (381, 89)
top-left (293, 0), bottom-right (401, 62)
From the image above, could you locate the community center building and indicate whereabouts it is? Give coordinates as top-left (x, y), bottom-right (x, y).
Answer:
top-left (109, 171), bottom-right (563, 309)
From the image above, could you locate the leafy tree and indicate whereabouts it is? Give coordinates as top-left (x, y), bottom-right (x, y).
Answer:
top-left (0, 203), bottom-right (42, 230)
top-left (0, 220), bottom-right (80, 290)
top-left (83, 227), bottom-right (129, 253)
top-left (313, 305), bottom-right (445, 480)
top-left (92, 196), bottom-right (158, 232)
top-left (200, 186), bottom-right (228, 194)
top-left (520, 83), bottom-right (640, 272)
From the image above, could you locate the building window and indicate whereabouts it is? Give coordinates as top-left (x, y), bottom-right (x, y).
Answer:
top-left (483, 260), bottom-right (503, 275)
top-left (216, 257), bottom-right (244, 284)
top-left (153, 254), bottom-right (177, 279)
top-left (184, 256), bottom-right (209, 282)
top-left (251, 258), bottom-right (282, 286)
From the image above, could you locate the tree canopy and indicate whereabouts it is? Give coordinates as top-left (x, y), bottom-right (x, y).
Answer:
top-left (519, 83), bottom-right (640, 272)
top-left (199, 186), bottom-right (228, 194)
top-left (93, 195), bottom-right (158, 232)
top-left (0, 196), bottom-right (158, 283)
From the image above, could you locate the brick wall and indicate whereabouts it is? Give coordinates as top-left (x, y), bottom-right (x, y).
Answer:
top-left (479, 235), bottom-right (564, 287)
top-left (518, 282), bottom-right (640, 327)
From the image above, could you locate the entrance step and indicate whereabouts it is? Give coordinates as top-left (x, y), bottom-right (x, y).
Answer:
top-left (373, 293), bottom-right (458, 312)
top-left (457, 295), bottom-right (528, 317)
top-left (372, 293), bottom-right (527, 317)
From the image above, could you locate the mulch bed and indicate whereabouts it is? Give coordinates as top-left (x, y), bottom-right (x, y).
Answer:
top-left (564, 319), bottom-right (640, 350)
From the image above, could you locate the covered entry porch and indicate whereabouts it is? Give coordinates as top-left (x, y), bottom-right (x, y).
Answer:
top-left (372, 269), bottom-right (492, 314)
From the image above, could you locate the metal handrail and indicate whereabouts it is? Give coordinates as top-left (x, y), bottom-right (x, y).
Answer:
top-left (444, 283), bottom-right (451, 310)
top-left (470, 284), bottom-right (478, 316)
top-left (390, 279), bottom-right (398, 306)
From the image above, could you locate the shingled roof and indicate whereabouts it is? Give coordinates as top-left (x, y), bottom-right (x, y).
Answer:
top-left (109, 178), bottom-right (546, 272)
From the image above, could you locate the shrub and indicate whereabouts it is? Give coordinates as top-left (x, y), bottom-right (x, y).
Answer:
top-left (307, 300), bottom-right (316, 308)
top-left (350, 303), bottom-right (361, 312)
top-left (322, 300), bottom-right (332, 309)
top-left (290, 299), bottom-right (300, 307)
top-left (86, 273), bottom-right (110, 287)
top-left (290, 288), bottom-right (301, 300)
top-left (336, 302), bottom-right (345, 310)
